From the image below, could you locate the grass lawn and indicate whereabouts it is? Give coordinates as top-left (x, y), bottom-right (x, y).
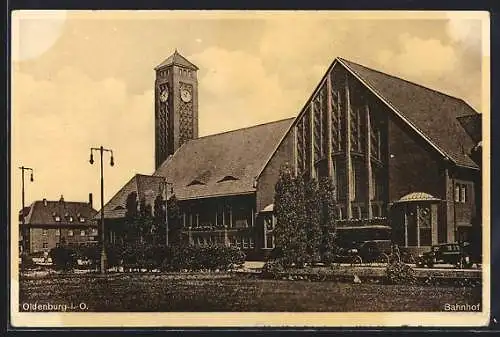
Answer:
top-left (19, 272), bottom-right (481, 312)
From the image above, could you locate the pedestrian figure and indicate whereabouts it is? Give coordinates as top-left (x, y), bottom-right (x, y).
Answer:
top-left (391, 243), bottom-right (401, 263)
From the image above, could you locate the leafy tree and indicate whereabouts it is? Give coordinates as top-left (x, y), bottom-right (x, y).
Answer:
top-left (49, 239), bottom-right (76, 271)
top-left (273, 164), bottom-right (307, 267)
top-left (167, 194), bottom-right (183, 245)
top-left (304, 178), bottom-right (322, 264)
top-left (153, 194), bottom-right (166, 245)
top-left (123, 192), bottom-right (156, 245)
top-left (153, 193), bottom-right (183, 246)
top-left (318, 177), bottom-right (338, 262)
top-left (137, 197), bottom-right (155, 244)
top-left (124, 192), bottom-right (139, 244)
top-left (125, 191), bottom-right (138, 219)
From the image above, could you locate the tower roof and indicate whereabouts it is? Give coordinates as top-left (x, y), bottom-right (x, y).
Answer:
top-left (155, 49), bottom-right (199, 71)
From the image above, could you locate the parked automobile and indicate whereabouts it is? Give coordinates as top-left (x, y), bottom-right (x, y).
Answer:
top-left (416, 243), bottom-right (472, 269)
top-left (334, 225), bottom-right (393, 264)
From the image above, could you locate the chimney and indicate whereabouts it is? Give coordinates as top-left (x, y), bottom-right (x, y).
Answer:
top-left (59, 195), bottom-right (64, 202)
top-left (89, 193), bottom-right (93, 209)
top-left (43, 198), bottom-right (47, 206)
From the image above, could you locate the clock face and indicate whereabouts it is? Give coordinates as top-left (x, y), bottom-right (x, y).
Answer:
top-left (159, 89), bottom-right (169, 103)
top-left (180, 88), bottom-right (192, 103)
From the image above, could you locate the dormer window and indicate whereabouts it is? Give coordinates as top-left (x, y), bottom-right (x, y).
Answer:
top-left (217, 175), bottom-right (239, 183)
top-left (65, 212), bottom-right (74, 222)
top-left (187, 179), bottom-right (205, 187)
top-left (79, 217), bottom-right (85, 223)
top-left (54, 215), bottom-right (61, 222)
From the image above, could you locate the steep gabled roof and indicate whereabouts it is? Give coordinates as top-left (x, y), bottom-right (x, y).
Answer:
top-left (338, 57), bottom-right (480, 169)
top-left (95, 174), bottom-right (165, 219)
top-left (155, 49), bottom-right (199, 71)
top-left (457, 113), bottom-right (482, 144)
top-left (22, 199), bottom-right (96, 227)
top-left (153, 118), bottom-right (294, 200)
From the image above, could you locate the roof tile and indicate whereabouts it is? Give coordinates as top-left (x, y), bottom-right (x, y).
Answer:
top-left (22, 200), bottom-right (97, 226)
top-left (153, 118), bottom-right (294, 200)
top-left (338, 58), bottom-right (480, 169)
top-left (155, 50), bottom-right (198, 71)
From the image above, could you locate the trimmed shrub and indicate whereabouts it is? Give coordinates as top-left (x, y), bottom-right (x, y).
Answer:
top-left (20, 253), bottom-right (35, 270)
top-left (385, 261), bottom-right (416, 285)
top-left (262, 259), bottom-right (286, 278)
top-left (71, 245), bottom-right (100, 268)
top-left (104, 244), bottom-right (125, 268)
top-left (321, 250), bottom-right (336, 266)
top-left (49, 246), bottom-right (77, 271)
top-left (161, 244), bottom-right (245, 272)
top-left (102, 243), bottom-right (245, 272)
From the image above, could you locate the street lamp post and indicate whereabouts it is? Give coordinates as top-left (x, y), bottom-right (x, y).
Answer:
top-left (89, 146), bottom-right (114, 274)
top-left (19, 166), bottom-right (34, 253)
top-left (162, 180), bottom-right (174, 246)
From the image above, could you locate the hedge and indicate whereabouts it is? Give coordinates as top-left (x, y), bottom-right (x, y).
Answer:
top-left (51, 243), bottom-right (246, 272)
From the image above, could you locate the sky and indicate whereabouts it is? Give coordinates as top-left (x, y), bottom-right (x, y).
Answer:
top-left (11, 10), bottom-right (489, 213)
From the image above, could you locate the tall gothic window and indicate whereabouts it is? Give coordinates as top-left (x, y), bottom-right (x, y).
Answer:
top-left (331, 90), bottom-right (342, 153)
top-left (350, 106), bottom-right (358, 152)
top-left (336, 158), bottom-right (346, 201)
top-left (321, 85), bottom-right (329, 157)
top-left (304, 110), bottom-right (312, 173)
top-left (313, 97), bottom-right (322, 162)
top-left (349, 161), bottom-right (356, 202)
top-left (179, 82), bottom-right (194, 146)
top-left (370, 118), bottom-right (381, 160)
top-left (296, 119), bottom-right (306, 173)
top-left (350, 106), bottom-right (365, 153)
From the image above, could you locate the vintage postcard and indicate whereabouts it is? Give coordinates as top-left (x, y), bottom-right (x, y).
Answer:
top-left (10, 10), bottom-right (490, 327)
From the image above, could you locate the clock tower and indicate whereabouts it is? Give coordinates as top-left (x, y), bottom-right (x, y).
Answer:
top-left (154, 49), bottom-right (199, 169)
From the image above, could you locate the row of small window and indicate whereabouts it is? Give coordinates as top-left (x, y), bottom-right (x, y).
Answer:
top-left (179, 68), bottom-right (193, 77)
top-left (158, 69), bottom-right (170, 77)
top-left (42, 228), bottom-right (98, 236)
top-left (193, 236), bottom-right (218, 246)
top-left (42, 238), bottom-right (95, 249)
top-left (192, 236), bottom-right (255, 249)
top-left (337, 204), bottom-right (384, 220)
top-left (52, 213), bottom-right (86, 223)
top-left (158, 68), bottom-right (193, 78)
top-left (230, 236), bottom-right (255, 249)
top-left (454, 183), bottom-right (468, 203)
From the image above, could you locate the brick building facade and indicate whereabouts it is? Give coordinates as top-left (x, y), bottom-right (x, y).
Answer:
top-left (99, 51), bottom-right (482, 259)
top-left (20, 195), bottom-right (98, 254)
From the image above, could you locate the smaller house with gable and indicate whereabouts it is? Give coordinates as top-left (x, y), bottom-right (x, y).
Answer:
top-left (20, 194), bottom-right (97, 254)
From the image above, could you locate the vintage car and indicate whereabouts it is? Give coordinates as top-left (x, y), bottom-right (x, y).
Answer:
top-left (333, 225), bottom-right (393, 264)
top-left (416, 243), bottom-right (473, 269)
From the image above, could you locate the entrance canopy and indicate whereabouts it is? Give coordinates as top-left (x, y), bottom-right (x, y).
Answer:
top-left (260, 203), bottom-right (274, 213)
top-left (395, 192), bottom-right (440, 203)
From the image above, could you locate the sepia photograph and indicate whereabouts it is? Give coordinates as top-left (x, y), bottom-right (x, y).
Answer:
top-left (10, 10), bottom-right (490, 327)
